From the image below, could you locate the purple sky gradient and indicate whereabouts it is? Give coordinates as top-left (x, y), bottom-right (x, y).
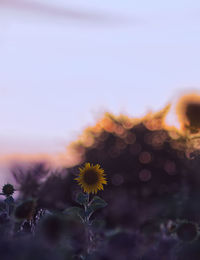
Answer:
top-left (0, 0), bottom-right (200, 156)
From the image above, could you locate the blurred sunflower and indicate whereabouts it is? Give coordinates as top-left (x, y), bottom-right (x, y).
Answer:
top-left (75, 163), bottom-right (107, 194)
top-left (176, 94), bottom-right (200, 132)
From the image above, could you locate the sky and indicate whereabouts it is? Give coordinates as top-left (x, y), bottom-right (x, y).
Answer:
top-left (1, 0), bottom-right (200, 156)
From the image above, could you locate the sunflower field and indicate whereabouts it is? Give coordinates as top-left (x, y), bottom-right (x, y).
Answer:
top-left (1, 95), bottom-right (200, 259)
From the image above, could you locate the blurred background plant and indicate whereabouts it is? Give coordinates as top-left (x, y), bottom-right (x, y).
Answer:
top-left (0, 94), bottom-right (200, 259)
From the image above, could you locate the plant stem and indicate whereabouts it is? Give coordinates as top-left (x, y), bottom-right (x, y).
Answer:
top-left (84, 193), bottom-right (93, 255)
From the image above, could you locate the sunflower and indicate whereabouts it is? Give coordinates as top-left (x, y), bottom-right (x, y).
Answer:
top-left (75, 163), bottom-right (107, 194)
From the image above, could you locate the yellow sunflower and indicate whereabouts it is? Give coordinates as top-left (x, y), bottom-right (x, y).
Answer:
top-left (75, 163), bottom-right (107, 194)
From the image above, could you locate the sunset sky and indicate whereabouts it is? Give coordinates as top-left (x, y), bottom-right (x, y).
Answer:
top-left (0, 0), bottom-right (200, 157)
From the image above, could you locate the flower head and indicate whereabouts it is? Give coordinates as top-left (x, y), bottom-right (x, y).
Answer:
top-left (2, 184), bottom-right (15, 197)
top-left (176, 94), bottom-right (200, 132)
top-left (176, 220), bottom-right (198, 242)
top-left (75, 163), bottom-right (107, 194)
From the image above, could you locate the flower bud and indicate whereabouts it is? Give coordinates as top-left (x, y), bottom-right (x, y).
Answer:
top-left (2, 184), bottom-right (15, 197)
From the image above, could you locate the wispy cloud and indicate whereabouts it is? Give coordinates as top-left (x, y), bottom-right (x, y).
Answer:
top-left (0, 0), bottom-right (132, 25)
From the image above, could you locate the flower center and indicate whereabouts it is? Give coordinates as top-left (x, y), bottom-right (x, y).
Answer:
top-left (83, 170), bottom-right (99, 185)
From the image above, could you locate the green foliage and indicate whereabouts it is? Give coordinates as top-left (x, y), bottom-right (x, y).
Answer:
top-left (64, 206), bottom-right (85, 220)
top-left (86, 196), bottom-right (107, 217)
top-left (75, 192), bottom-right (89, 205)
top-left (4, 196), bottom-right (14, 205)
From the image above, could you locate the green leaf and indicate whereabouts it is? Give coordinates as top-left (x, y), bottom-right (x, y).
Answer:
top-left (86, 196), bottom-right (107, 217)
top-left (75, 192), bottom-right (88, 205)
top-left (4, 196), bottom-right (14, 205)
top-left (64, 207), bottom-right (85, 220)
top-left (90, 196), bottom-right (107, 208)
top-left (105, 228), bottom-right (122, 238)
